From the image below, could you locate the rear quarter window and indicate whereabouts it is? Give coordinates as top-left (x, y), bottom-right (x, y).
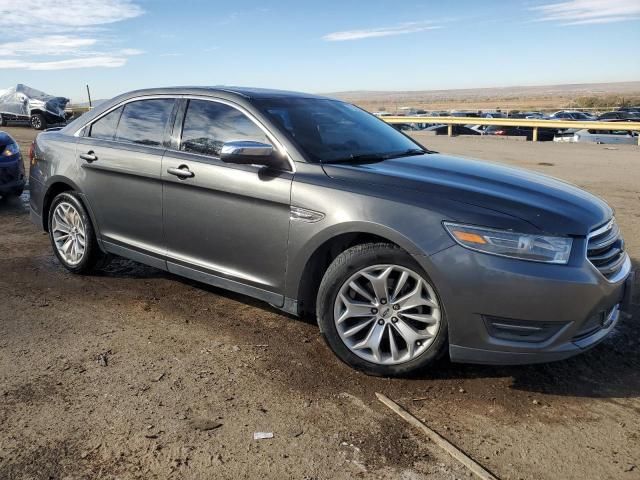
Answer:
top-left (115, 99), bottom-right (175, 146)
top-left (89, 106), bottom-right (123, 140)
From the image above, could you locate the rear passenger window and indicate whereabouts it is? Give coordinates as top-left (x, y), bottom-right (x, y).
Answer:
top-left (89, 106), bottom-right (123, 140)
top-left (115, 99), bottom-right (174, 146)
top-left (180, 100), bottom-right (270, 157)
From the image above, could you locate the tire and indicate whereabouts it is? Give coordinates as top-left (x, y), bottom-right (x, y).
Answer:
top-left (48, 191), bottom-right (107, 274)
top-left (31, 113), bottom-right (46, 130)
top-left (317, 242), bottom-right (448, 376)
top-left (0, 114), bottom-right (6, 127)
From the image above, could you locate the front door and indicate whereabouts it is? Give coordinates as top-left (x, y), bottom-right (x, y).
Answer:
top-left (161, 98), bottom-right (293, 305)
top-left (76, 97), bottom-right (175, 266)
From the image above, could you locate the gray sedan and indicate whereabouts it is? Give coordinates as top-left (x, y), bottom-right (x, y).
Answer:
top-left (28, 87), bottom-right (633, 376)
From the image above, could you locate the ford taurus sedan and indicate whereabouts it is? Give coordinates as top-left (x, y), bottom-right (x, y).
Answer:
top-left (28, 87), bottom-right (634, 376)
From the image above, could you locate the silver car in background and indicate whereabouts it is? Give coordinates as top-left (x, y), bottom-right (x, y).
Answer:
top-left (554, 128), bottom-right (639, 144)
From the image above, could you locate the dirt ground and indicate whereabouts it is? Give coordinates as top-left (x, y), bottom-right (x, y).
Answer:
top-left (1, 126), bottom-right (639, 480)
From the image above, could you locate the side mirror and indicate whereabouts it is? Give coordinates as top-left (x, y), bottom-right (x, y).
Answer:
top-left (220, 141), bottom-right (282, 168)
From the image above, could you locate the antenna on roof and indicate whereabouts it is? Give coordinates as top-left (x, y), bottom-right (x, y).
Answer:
top-left (86, 84), bottom-right (92, 109)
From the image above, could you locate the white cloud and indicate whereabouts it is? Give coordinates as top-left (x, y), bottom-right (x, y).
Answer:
top-left (119, 48), bottom-right (144, 56)
top-left (323, 21), bottom-right (441, 41)
top-left (0, 0), bottom-right (144, 70)
top-left (0, 35), bottom-right (97, 56)
top-left (532, 0), bottom-right (640, 25)
top-left (0, 56), bottom-right (127, 70)
top-left (0, 0), bottom-right (143, 30)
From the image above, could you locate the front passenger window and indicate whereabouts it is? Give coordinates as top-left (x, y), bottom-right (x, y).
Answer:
top-left (180, 100), bottom-right (270, 157)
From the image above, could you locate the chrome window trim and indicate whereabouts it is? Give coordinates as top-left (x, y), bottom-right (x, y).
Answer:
top-left (72, 93), bottom-right (296, 172)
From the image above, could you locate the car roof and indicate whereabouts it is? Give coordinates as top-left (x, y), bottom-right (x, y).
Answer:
top-left (61, 86), bottom-right (335, 134)
top-left (117, 86), bottom-right (330, 100)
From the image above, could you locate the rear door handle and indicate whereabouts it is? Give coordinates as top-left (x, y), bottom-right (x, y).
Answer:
top-left (167, 165), bottom-right (195, 179)
top-left (79, 151), bottom-right (97, 162)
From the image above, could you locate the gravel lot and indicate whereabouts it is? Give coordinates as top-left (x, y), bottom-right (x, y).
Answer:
top-left (1, 126), bottom-right (638, 480)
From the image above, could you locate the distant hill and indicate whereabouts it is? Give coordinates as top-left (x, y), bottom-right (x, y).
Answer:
top-left (327, 81), bottom-right (640, 112)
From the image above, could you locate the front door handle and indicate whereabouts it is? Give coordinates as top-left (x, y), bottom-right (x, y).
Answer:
top-left (167, 165), bottom-right (195, 179)
top-left (79, 151), bottom-right (97, 162)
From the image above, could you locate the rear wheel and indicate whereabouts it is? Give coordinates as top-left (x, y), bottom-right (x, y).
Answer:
top-left (31, 113), bottom-right (46, 130)
top-left (48, 192), bottom-right (106, 274)
top-left (317, 242), bottom-right (447, 376)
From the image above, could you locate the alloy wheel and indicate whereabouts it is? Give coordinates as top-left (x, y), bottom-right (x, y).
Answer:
top-left (51, 201), bottom-right (86, 266)
top-left (333, 264), bottom-right (441, 365)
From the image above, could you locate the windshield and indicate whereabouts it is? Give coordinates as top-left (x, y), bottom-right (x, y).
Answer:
top-left (254, 97), bottom-right (425, 163)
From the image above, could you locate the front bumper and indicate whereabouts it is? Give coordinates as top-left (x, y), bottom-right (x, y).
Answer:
top-left (0, 157), bottom-right (26, 193)
top-left (416, 243), bottom-right (633, 365)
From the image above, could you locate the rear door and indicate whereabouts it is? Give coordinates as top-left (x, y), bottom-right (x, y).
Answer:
top-left (76, 97), bottom-right (176, 266)
top-left (161, 98), bottom-right (293, 305)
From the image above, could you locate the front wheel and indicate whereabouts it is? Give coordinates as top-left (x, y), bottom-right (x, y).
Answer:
top-left (316, 243), bottom-right (448, 376)
top-left (31, 113), bottom-right (46, 130)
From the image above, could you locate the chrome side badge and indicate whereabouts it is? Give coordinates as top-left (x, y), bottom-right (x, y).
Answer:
top-left (290, 206), bottom-right (325, 223)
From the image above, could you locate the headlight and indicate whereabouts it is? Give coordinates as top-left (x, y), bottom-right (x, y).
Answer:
top-left (1, 142), bottom-right (20, 157)
top-left (443, 222), bottom-right (573, 264)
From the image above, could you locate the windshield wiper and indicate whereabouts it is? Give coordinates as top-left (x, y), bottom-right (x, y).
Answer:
top-left (324, 148), bottom-right (427, 164)
top-left (384, 148), bottom-right (427, 159)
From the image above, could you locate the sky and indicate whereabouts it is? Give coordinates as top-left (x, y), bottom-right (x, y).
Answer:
top-left (1, 0), bottom-right (639, 103)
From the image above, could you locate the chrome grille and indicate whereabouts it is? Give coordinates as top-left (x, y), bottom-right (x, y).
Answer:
top-left (587, 218), bottom-right (627, 279)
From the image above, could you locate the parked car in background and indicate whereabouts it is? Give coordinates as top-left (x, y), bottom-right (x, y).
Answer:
top-left (424, 124), bottom-right (480, 136)
top-left (598, 111), bottom-right (640, 121)
top-left (508, 111), bottom-right (544, 119)
top-left (449, 111), bottom-right (479, 118)
top-left (391, 123), bottom-right (421, 132)
top-left (547, 111), bottom-right (596, 121)
top-left (554, 128), bottom-right (638, 145)
top-left (0, 131), bottom-right (25, 198)
top-left (28, 86), bottom-right (633, 376)
top-left (0, 84), bottom-right (71, 130)
top-left (483, 125), bottom-right (556, 141)
top-left (617, 106), bottom-right (640, 114)
top-left (482, 112), bottom-right (506, 118)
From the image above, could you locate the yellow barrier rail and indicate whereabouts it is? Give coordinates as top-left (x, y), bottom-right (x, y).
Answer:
top-left (382, 116), bottom-right (640, 145)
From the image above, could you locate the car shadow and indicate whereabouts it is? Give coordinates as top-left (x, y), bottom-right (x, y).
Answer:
top-left (0, 190), bottom-right (30, 214)
top-left (93, 251), bottom-right (640, 398)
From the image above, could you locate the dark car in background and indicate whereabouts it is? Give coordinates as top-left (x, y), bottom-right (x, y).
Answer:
top-left (617, 106), bottom-right (640, 114)
top-left (548, 111), bottom-right (596, 121)
top-left (482, 125), bottom-right (557, 141)
top-left (0, 131), bottom-right (25, 198)
top-left (424, 124), bottom-right (480, 136)
top-left (598, 111), bottom-right (640, 121)
top-left (28, 87), bottom-right (633, 376)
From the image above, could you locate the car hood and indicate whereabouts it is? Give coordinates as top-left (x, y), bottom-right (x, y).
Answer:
top-left (322, 153), bottom-right (611, 236)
